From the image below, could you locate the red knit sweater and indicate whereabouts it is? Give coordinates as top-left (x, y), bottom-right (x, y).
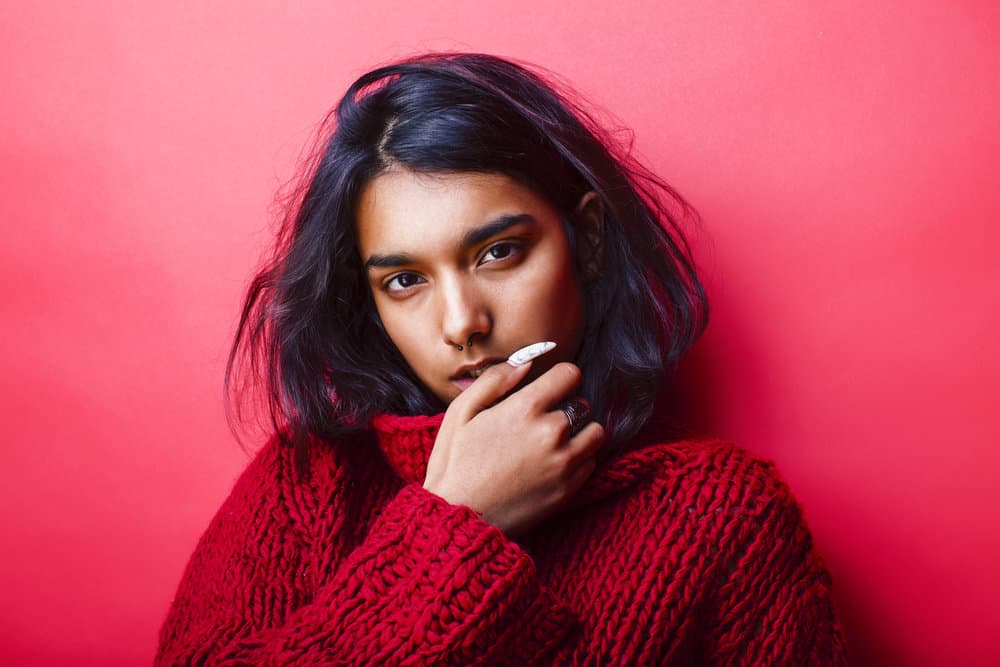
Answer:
top-left (157, 413), bottom-right (847, 665)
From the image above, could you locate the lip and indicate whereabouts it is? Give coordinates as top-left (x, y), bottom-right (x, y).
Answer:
top-left (449, 357), bottom-right (505, 382)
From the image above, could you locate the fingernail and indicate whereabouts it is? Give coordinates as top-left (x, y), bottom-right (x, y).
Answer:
top-left (507, 341), bottom-right (557, 366)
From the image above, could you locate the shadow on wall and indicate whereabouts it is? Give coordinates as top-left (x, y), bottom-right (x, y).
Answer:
top-left (660, 296), bottom-right (906, 667)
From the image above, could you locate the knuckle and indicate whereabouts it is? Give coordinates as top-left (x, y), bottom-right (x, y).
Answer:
top-left (519, 392), bottom-right (547, 414)
top-left (547, 484), bottom-right (571, 505)
top-left (554, 362), bottom-right (582, 384)
top-left (486, 360), bottom-right (512, 379)
top-left (550, 447), bottom-right (573, 471)
top-left (585, 422), bottom-right (606, 444)
top-left (543, 418), bottom-right (569, 444)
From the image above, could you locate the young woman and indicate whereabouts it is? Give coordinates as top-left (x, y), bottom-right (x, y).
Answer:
top-left (157, 53), bottom-right (847, 665)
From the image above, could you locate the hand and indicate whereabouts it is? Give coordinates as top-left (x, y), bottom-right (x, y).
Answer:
top-left (423, 360), bottom-right (605, 535)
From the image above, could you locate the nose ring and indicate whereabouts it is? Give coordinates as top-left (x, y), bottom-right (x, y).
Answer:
top-left (455, 336), bottom-right (475, 351)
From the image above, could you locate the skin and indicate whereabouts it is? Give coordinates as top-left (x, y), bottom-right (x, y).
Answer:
top-left (355, 169), bottom-right (606, 534)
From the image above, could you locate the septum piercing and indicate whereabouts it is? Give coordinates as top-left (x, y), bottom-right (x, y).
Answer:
top-left (455, 336), bottom-right (475, 352)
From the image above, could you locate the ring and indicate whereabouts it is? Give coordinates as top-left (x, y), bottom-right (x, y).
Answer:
top-left (557, 397), bottom-right (591, 436)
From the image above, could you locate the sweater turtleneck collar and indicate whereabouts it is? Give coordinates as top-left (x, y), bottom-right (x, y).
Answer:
top-left (370, 412), bottom-right (445, 485)
top-left (368, 410), bottom-right (695, 507)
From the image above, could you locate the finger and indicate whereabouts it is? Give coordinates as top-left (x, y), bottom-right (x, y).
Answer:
top-left (451, 359), bottom-right (534, 420)
top-left (556, 397), bottom-right (591, 436)
top-left (562, 455), bottom-right (598, 498)
top-left (514, 362), bottom-right (583, 413)
top-left (564, 422), bottom-right (605, 467)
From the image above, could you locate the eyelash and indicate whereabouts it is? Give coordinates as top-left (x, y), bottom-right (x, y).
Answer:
top-left (383, 272), bottom-right (424, 293)
top-left (480, 241), bottom-right (519, 263)
top-left (381, 241), bottom-right (524, 294)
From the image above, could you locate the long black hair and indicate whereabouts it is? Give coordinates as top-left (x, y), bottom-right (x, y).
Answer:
top-left (226, 53), bottom-right (707, 470)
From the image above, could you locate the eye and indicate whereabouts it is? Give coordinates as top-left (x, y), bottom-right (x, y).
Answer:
top-left (479, 241), bottom-right (520, 265)
top-left (384, 272), bottom-right (425, 294)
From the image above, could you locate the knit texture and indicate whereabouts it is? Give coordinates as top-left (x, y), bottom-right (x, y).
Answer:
top-left (157, 413), bottom-right (848, 665)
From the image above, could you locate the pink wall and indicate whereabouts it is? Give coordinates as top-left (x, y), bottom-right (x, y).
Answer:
top-left (2, 2), bottom-right (997, 664)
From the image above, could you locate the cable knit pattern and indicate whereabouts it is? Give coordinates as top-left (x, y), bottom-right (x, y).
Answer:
top-left (157, 413), bottom-right (847, 665)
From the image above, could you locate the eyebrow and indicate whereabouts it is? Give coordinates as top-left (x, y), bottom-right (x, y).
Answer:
top-left (364, 213), bottom-right (536, 270)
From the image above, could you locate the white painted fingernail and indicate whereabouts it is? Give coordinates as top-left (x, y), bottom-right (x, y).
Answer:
top-left (507, 341), bottom-right (557, 366)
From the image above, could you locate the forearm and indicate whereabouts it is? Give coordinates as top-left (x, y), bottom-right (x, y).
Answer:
top-left (157, 482), bottom-right (577, 666)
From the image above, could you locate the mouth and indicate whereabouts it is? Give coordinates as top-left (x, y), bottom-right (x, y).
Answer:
top-left (451, 358), bottom-right (504, 382)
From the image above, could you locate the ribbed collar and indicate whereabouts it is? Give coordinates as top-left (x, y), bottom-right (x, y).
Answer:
top-left (369, 411), bottom-right (694, 506)
top-left (370, 412), bottom-right (445, 485)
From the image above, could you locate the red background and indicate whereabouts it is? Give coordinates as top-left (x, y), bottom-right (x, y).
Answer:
top-left (2, 2), bottom-right (997, 665)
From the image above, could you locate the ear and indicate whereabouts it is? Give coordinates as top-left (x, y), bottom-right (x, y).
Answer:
top-left (573, 191), bottom-right (605, 282)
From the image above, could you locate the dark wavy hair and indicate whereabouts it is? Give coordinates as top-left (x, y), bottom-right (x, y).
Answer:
top-left (226, 53), bottom-right (707, 471)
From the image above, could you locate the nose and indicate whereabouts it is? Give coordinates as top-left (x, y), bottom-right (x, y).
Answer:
top-left (439, 274), bottom-right (491, 350)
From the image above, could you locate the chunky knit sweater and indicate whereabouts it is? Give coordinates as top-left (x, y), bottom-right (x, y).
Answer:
top-left (157, 412), bottom-right (847, 665)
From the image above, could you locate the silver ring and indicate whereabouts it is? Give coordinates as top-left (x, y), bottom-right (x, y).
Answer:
top-left (558, 398), bottom-right (591, 436)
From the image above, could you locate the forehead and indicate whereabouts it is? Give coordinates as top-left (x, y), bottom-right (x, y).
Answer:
top-left (355, 170), bottom-right (559, 256)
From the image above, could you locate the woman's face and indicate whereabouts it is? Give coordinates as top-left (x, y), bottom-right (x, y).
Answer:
top-left (355, 169), bottom-right (586, 405)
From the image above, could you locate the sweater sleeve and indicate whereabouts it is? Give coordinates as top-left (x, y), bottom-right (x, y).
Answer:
top-left (704, 459), bottom-right (849, 666)
top-left (155, 443), bottom-right (577, 666)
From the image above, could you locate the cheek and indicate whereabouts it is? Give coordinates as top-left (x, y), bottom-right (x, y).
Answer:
top-left (509, 259), bottom-right (584, 335)
top-left (374, 302), bottom-right (443, 382)
top-left (381, 311), bottom-right (426, 354)
top-left (538, 251), bottom-right (583, 308)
